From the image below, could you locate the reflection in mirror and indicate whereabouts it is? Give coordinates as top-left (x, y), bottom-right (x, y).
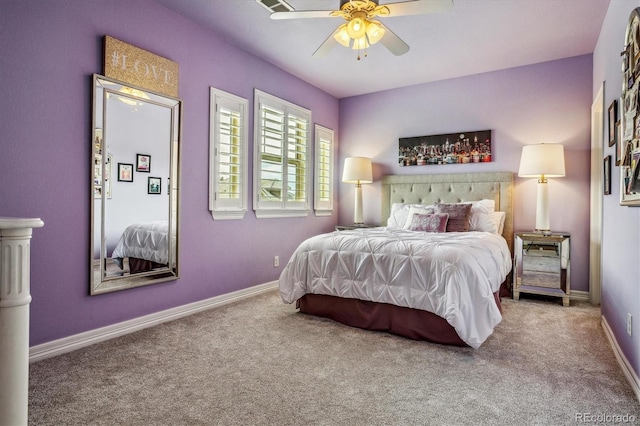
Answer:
top-left (91, 74), bottom-right (181, 295)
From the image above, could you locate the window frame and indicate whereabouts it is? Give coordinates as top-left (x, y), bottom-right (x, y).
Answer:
top-left (253, 89), bottom-right (311, 218)
top-left (209, 87), bottom-right (248, 220)
top-left (314, 124), bottom-right (335, 216)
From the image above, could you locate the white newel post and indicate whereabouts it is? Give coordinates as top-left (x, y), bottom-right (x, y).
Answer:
top-left (0, 217), bottom-right (44, 426)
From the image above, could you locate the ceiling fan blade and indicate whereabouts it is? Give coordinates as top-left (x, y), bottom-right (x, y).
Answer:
top-left (270, 10), bottom-right (336, 20)
top-left (385, 0), bottom-right (453, 17)
top-left (379, 24), bottom-right (410, 56)
top-left (313, 30), bottom-right (341, 57)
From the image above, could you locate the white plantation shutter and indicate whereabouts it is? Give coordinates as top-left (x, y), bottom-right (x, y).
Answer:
top-left (254, 90), bottom-right (311, 218)
top-left (286, 112), bottom-right (308, 208)
top-left (258, 103), bottom-right (286, 206)
top-left (314, 125), bottom-right (334, 215)
top-left (209, 88), bottom-right (248, 220)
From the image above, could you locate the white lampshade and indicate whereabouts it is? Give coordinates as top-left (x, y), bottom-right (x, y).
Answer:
top-left (342, 157), bottom-right (373, 183)
top-left (343, 157), bottom-right (372, 224)
top-left (518, 144), bottom-right (565, 178)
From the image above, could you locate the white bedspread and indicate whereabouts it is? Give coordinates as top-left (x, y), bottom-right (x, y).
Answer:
top-left (111, 221), bottom-right (169, 265)
top-left (279, 227), bottom-right (512, 348)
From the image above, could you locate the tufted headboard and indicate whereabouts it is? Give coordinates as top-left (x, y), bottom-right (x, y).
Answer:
top-left (381, 172), bottom-right (514, 254)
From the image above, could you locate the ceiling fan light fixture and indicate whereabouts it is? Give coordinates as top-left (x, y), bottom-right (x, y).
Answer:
top-left (352, 36), bottom-right (369, 50)
top-left (276, 0), bottom-right (450, 59)
top-left (346, 17), bottom-right (367, 39)
top-left (116, 86), bottom-right (150, 106)
top-left (365, 20), bottom-right (385, 44)
top-left (333, 24), bottom-right (352, 47)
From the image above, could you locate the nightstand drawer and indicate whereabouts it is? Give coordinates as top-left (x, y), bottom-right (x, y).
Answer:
top-left (523, 254), bottom-right (559, 274)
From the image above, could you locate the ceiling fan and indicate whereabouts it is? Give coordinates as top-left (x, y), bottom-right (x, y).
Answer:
top-left (270, 0), bottom-right (454, 59)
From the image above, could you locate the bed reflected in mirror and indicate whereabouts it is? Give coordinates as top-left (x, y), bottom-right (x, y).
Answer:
top-left (91, 74), bottom-right (181, 295)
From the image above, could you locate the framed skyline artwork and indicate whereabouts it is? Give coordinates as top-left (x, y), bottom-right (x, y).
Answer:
top-left (399, 130), bottom-right (492, 166)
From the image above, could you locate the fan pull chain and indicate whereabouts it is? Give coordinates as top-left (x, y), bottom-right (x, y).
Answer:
top-left (356, 44), bottom-right (368, 60)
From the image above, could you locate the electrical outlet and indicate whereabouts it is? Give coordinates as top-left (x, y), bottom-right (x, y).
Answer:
top-left (627, 313), bottom-right (632, 337)
top-left (274, 256), bottom-right (279, 267)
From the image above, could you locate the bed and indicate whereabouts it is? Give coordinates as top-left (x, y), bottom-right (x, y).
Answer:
top-left (279, 172), bottom-right (514, 348)
top-left (111, 221), bottom-right (169, 274)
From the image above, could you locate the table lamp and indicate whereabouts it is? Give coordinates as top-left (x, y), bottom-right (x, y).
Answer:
top-left (342, 157), bottom-right (373, 224)
top-left (518, 143), bottom-right (565, 234)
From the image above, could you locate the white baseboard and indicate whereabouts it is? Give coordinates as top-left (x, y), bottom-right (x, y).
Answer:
top-left (601, 316), bottom-right (640, 404)
top-left (570, 290), bottom-right (590, 302)
top-left (29, 281), bottom-right (279, 363)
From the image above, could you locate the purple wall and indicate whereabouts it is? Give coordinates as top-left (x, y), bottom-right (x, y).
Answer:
top-left (593, 1), bottom-right (640, 379)
top-left (0, 0), bottom-right (339, 345)
top-left (338, 55), bottom-right (593, 295)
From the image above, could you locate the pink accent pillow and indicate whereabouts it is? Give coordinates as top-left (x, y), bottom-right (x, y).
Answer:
top-left (408, 213), bottom-right (449, 233)
top-left (435, 203), bottom-right (472, 232)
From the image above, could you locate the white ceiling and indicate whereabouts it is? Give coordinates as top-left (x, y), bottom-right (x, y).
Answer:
top-left (152, 0), bottom-right (609, 99)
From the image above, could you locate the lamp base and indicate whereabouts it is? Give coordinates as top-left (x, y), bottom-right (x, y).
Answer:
top-left (534, 180), bottom-right (551, 232)
top-left (533, 229), bottom-right (553, 236)
top-left (353, 183), bottom-right (364, 224)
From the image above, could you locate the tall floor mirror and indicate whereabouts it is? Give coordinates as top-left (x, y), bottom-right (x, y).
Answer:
top-left (91, 74), bottom-right (181, 295)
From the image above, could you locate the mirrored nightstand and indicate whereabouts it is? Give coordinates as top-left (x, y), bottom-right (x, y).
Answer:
top-left (513, 232), bottom-right (571, 306)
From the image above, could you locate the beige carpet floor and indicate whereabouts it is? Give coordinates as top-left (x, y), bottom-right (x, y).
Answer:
top-left (28, 290), bottom-right (640, 425)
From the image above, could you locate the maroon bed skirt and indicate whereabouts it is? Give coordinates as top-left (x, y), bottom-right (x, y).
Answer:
top-left (297, 286), bottom-right (504, 347)
top-left (128, 258), bottom-right (166, 274)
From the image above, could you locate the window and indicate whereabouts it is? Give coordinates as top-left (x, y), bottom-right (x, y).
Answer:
top-left (209, 87), bottom-right (248, 220)
top-left (314, 125), bottom-right (334, 216)
top-left (253, 90), bottom-right (311, 218)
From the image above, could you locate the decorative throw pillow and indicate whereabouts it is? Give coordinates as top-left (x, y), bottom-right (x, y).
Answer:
top-left (408, 213), bottom-right (449, 233)
top-left (402, 205), bottom-right (437, 229)
top-left (388, 203), bottom-right (437, 228)
top-left (435, 203), bottom-right (472, 232)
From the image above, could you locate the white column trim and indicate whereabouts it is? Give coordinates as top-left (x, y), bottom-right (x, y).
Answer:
top-left (0, 217), bottom-right (44, 426)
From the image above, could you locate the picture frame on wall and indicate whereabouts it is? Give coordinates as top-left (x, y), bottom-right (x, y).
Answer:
top-left (398, 129), bottom-right (492, 166)
top-left (136, 154), bottom-right (151, 172)
top-left (629, 150), bottom-right (640, 193)
top-left (608, 99), bottom-right (618, 147)
top-left (148, 176), bottom-right (161, 194)
top-left (117, 163), bottom-right (133, 182)
top-left (620, 144), bottom-right (640, 206)
top-left (604, 155), bottom-right (611, 195)
top-left (620, 8), bottom-right (640, 206)
top-left (616, 121), bottom-right (623, 165)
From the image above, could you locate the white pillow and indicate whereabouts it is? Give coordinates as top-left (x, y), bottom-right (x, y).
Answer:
top-left (402, 205), bottom-right (437, 229)
top-left (468, 199), bottom-right (495, 215)
top-left (465, 199), bottom-right (497, 232)
top-left (387, 203), bottom-right (408, 228)
top-left (469, 212), bottom-right (498, 233)
top-left (387, 203), bottom-right (436, 228)
top-left (490, 211), bottom-right (506, 235)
